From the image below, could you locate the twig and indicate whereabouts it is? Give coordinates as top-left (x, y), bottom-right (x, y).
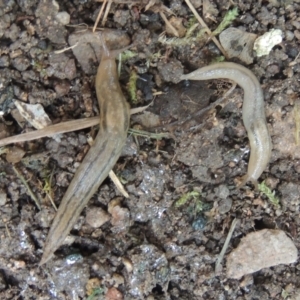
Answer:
top-left (184, 0), bottom-right (228, 59)
top-left (48, 169), bottom-right (57, 210)
top-left (93, 0), bottom-right (107, 32)
top-left (12, 165), bottom-right (41, 210)
top-left (0, 117), bottom-right (100, 147)
top-left (5, 223), bottom-right (11, 238)
top-left (109, 170), bottom-right (129, 198)
top-left (128, 128), bottom-right (169, 140)
top-left (215, 218), bottom-right (238, 274)
top-left (159, 11), bottom-right (179, 37)
top-left (0, 103), bottom-right (154, 147)
top-left (102, 0), bottom-right (112, 26)
top-left (54, 42), bottom-right (78, 54)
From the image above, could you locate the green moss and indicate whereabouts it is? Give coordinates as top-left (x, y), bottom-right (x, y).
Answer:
top-left (213, 7), bottom-right (239, 36)
top-left (258, 181), bottom-right (280, 207)
top-left (175, 191), bottom-right (201, 208)
top-left (86, 287), bottom-right (105, 300)
top-left (120, 50), bottom-right (137, 62)
top-left (128, 69), bottom-right (138, 103)
top-left (211, 56), bottom-right (225, 63)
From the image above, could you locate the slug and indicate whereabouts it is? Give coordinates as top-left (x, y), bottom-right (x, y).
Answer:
top-left (180, 62), bottom-right (272, 188)
top-left (40, 45), bottom-right (130, 265)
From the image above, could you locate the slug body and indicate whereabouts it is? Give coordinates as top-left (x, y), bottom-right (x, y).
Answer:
top-left (180, 62), bottom-right (272, 187)
top-left (40, 48), bottom-right (130, 265)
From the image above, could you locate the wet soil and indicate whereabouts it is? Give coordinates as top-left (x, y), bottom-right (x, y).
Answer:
top-left (1, 0), bottom-right (300, 299)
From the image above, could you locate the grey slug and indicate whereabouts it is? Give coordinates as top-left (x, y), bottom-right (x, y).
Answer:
top-left (180, 62), bottom-right (272, 188)
top-left (40, 45), bottom-right (130, 265)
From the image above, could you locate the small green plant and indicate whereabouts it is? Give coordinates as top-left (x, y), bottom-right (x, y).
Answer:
top-left (186, 16), bottom-right (197, 29)
top-left (86, 287), bottom-right (105, 300)
top-left (258, 181), bottom-right (280, 207)
top-left (128, 69), bottom-right (138, 103)
top-left (175, 191), bottom-right (201, 208)
top-left (213, 7), bottom-right (239, 36)
top-left (211, 56), bottom-right (225, 63)
top-left (281, 288), bottom-right (290, 299)
top-left (120, 50), bottom-right (137, 62)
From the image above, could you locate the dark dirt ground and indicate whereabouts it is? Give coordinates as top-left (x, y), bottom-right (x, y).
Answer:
top-left (1, 0), bottom-right (300, 299)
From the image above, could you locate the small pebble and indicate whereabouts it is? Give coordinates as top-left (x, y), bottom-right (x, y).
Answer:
top-left (218, 198), bottom-right (232, 214)
top-left (227, 229), bottom-right (297, 279)
top-left (0, 191), bottom-right (7, 206)
top-left (285, 30), bottom-right (294, 41)
top-left (85, 207), bottom-right (110, 228)
top-left (56, 11), bottom-right (70, 25)
top-left (192, 216), bottom-right (207, 230)
top-left (105, 287), bottom-right (123, 300)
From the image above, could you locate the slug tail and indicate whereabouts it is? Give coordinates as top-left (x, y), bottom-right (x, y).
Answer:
top-left (237, 174), bottom-right (258, 190)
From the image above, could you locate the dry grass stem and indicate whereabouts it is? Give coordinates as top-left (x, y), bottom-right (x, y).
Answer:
top-left (159, 11), bottom-right (179, 37)
top-left (102, 0), bottom-right (113, 26)
top-left (54, 42), bottom-right (78, 54)
top-left (109, 170), bottom-right (129, 198)
top-left (184, 0), bottom-right (228, 59)
top-left (0, 117), bottom-right (100, 147)
top-left (93, 0), bottom-right (107, 32)
top-left (215, 218), bottom-right (238, 274)
top-left (0, 105), bottom-right (152, 147)
top-left (13, 165), bottom-right (41, 210)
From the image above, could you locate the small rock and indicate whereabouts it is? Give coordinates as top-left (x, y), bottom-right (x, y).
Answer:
top-left (111, 273), bottom-right (124, 287)
top-left (126, 244), bottom-right (169, 298)
top-left (157, 58), bottom-right (183, 84)
top-left (0, 191), bottom-right (7, 206)
top-left (192, 216), bottom-right (207, 230)
top-left (85, 207), bottom-right (110, 228)
top-left (294, 30), bottom-right (300, 41)
top-left (110, 205), bottom-right (131, 233)
top-left (56, 11), bottom-right (70, 25)
top-left (12, 56), bottom-right (30, 71)
top-left (220, 28), bottom-right (257, 64)
top-left (226, 229), bottom-right (297, 279)
top-left (14, 100), bottom-right (52, 129)
top-left (35, 207), bottom-right (55, 228)
top-left (35, 0), bottom-right (67, 44)
top-left (254, 29), bottom-right (283, 57)
top-left (6, 146), bottom-right (25, 164)
top-left (214, 185), bottom-right (230, 199)
top-left (50, 256), bottom-right (90, 298)
top-left (218, 197), bottom-right (232, 214)
top-left (0, 55), bottom-right (10, 67)
top-left (5, 23), bottom-right (20, 41)
top-left (190, 0), bottom-right (202, 8)
top-left (113, 9), bottom-right (130, 27)
top-left (54, 80), bottom-right (70, 96)
top-left (47, 52), bottom-right (76, 80)
top-left (105, 287), bottom-right (123, 300)
top-left (13, 260), bottom-right (26, 269)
